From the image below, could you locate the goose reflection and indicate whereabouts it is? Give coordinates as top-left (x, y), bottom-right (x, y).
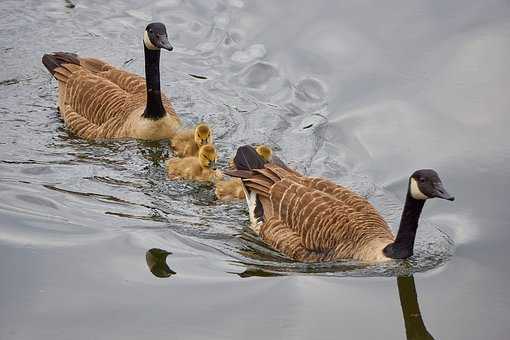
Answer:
top-left (233, 266), bottom-right (285, 278)
top-left (145, 248), bottom-right (176, 278)
top-left (232, 266), bottom-right (435, 339)
top-left (397, 275), bottom-right (435, 340)
top-left (137, 140), bottom-right (170, 166)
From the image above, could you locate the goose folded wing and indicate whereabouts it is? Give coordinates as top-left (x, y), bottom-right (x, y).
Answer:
top-left (77, 57), bottom-right (147, 93)
top-left (297, 176), bottom-right (382, 216)
top-left (259, 217), bottom-right (326, 262)
top-left (268, 179), bottom-right (392, 257)
top-left (64, 72), bottom-right (132, 125)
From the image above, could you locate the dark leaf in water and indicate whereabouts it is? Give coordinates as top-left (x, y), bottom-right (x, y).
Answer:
top-left (188, 73), bottom-right (208, 80)
top-left (0, 78), bottom-right (19, 86)
top-left (123, 58), bottom-right (135, 66)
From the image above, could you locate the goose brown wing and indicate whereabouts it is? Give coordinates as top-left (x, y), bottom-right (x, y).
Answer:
top-left (55, 64), bottom-right (142, 138)
top-left (232, 163), bottom-right (391, 237)
top-left (77, 57), bottom-right (146, 94)
top-left (265, 176), bottom-right (394, 259)
top-left (298, 176), bottom-right (387, 219)
top-left (265, 162), bottom-right (388, 220)
top-left (259, 218), bottom-right (326, 262)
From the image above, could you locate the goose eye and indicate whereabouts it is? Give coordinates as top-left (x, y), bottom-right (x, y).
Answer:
top-left (419, 177), bottom-right (426, 183)
top-left (149, 29), bottom-right (153, 34)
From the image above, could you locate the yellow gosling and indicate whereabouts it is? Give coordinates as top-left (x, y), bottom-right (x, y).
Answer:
top-left (166, 144), bottom-right (222, 182)
top-left (255, 145), bottom-right (272, 162)
top-left (171, 123), bottom-right (213, 158)
top-left (215, 178), bottom-right (245, 201)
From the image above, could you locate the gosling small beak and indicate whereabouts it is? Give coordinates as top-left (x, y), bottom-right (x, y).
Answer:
top-left (156, 34), bottom-right (173, 51)
top-left (433, 182), bottom-right (455, 201)
top-left (209, 160), bottom-right (217, 170)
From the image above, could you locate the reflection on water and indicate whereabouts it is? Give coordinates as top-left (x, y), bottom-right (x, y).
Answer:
top-left (398, 276), bottom-right (435, 340)
top-left (230, 267), bottom-right (435, 340)
top-left (145, 248), bottom-right (176, 278)
top-left (144, 246), bottom-right (435, 339)
top-left (222, 228), bottom-right (453, 277)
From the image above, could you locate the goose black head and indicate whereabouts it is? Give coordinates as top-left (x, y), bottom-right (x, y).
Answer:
top-left (409, 169), bottom-right (455, 201)
top-left (144, 22), bottom-right (173, 51)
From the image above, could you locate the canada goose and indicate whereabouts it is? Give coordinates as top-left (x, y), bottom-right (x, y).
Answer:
top-left (41, 22), bottom-right (181, 140)
top-left (216, 145), bottom-right (278, 201)
top-left (171, 123), bottom-right (213, 157)
top-left (166, 144), bottom-right (221, 182)
top-left (225, 145), bottom-right (455, 263)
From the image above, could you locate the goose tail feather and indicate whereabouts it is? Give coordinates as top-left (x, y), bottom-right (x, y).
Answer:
top-left (232, 145), bottom-right (266, 171)
top-left (42, 52), bottom-right (80, 76)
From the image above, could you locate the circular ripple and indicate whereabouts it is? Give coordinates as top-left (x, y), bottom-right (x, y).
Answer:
top-left (295, 77), bottom-right (327, 103)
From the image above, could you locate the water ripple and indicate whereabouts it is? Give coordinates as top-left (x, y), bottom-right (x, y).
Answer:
top-left (0, 0), bottom-right (457, 277)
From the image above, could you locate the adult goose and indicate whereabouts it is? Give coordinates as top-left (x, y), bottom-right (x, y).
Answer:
top-left (225, 145), bottom-right (455, 263)
top-left (41, 22), bottom-right (180, 140)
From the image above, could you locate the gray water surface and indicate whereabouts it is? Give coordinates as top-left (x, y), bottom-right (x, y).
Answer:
top-left (1, 0), bottom-right (510, 339)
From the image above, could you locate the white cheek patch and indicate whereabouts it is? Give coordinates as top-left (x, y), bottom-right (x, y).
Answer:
top-left (143, 31), bottom-right (159, 50)
top-left (410, 178), bottom-right (429, 200)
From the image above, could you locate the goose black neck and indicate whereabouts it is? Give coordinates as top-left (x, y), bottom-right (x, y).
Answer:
top-left (383, 191), bottom-right (425, 259)
top-left (142, 46), bottom-right (166, 120)
top-left (397, 276), bottom-right (435, 339)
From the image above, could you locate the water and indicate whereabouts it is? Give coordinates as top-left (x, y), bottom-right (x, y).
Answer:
top-left (1, 0), bottom-right (510, 339)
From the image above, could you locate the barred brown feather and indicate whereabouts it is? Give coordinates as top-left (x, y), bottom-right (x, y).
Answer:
top-left (239, 164), bottom-right (395, 262)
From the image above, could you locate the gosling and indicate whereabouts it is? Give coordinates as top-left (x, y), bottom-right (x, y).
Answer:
top-left (171, 123), bottom-right (212, 158)
top-left (166, 144), bottom-right (221, 182)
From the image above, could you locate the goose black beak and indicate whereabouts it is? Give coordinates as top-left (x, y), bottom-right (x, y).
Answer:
top-left (432, 182), bottom-right (455, 201)
top-left (156, 35), bottom-right (173, 51)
